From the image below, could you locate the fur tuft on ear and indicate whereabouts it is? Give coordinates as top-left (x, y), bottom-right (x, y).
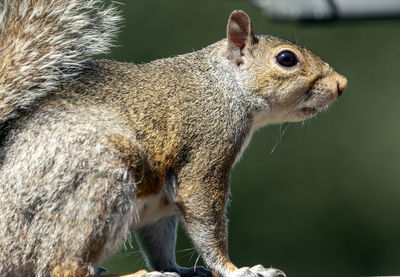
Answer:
top-left (226, 10), bottom-right (256, 65)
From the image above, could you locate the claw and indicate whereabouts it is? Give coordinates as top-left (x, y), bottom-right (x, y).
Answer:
top-left (253, 266), bottom-right (285, 277)
top-left (272, 269), bottom-right (285, 277)
top-left (96, 266), bottom-right (109, 275)
top-left (232, 265), bottom-right (286, 277)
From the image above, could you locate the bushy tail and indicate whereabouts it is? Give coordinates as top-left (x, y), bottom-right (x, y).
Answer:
top-left (0, 0), bottom-right (121, 125)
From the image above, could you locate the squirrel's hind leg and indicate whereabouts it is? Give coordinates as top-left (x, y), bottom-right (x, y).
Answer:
top-left (0, 109), bottom-right (148, 276)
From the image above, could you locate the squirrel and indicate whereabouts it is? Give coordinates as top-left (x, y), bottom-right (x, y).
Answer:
top-left (0, 0), bottom-right (347, 277)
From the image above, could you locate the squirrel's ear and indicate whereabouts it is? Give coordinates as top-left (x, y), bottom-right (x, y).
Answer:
top-left (226, 10), bottom-right (255, 65)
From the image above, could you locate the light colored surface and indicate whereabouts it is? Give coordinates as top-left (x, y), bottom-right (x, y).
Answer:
top-left (251, 0), bottom-right (400, 19)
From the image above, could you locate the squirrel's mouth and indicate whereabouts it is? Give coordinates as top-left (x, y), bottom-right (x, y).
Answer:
top-left (299, 91), bottom-right (333, 119)
top-left (299, 104), bottom-right (329, 119)
top-left (300, 107), bottom-right (317, 115)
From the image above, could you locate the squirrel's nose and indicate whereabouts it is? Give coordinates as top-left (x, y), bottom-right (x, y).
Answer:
top-left (336, 74), bottom-right (347, 97)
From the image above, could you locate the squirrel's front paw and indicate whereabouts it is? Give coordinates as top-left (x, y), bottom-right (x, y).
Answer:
top-left (230, 265), bottom-right (285, 277)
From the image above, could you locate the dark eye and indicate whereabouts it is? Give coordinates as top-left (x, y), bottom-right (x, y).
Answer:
top-left (276, 50), bottom-right (298, 67)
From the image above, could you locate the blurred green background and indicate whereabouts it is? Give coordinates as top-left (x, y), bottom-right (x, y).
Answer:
top-left (100, 1), bottom-right (400, 277)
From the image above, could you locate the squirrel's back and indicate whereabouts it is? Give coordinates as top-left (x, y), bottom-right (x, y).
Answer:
top-left (0, 0), bottom-right (121, 127)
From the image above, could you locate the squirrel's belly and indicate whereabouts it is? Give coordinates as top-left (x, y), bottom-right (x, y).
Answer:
top-left (131, 188), bottom-right (178, 230)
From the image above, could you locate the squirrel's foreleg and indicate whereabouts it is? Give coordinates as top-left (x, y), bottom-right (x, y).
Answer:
top-left (175, 159), bottom-right (236, 277)
top-left (176, 161), bottom-right (285, 277)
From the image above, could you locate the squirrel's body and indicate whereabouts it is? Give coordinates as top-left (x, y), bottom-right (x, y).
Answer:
top-left (0, 1), bottom-right (347, 277)
top-left (0, 46), bottom-right (259, 275)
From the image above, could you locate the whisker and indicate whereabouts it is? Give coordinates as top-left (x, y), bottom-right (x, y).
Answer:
top-left (176, 248), bottom-right (196, 253)
top-left (269, 123), bottom-right (290, 156)
top-left (193, 254), bottom-right (201, 270)
top-left (189, 250), bottom-right (198, 263)
top-left (268, 91), bottom-right (309, 156)
top-left (283, 92), bottom-right (308, 121)
top-left (118, 250), bottom-right (143, 258)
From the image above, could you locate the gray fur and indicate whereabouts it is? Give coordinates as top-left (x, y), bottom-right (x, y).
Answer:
top-left (0, 105), bottom-right (141, 276)
top-left (136, 216), bottom-right (179, 271)
top-left (0, 0), bottom-right (121, 125)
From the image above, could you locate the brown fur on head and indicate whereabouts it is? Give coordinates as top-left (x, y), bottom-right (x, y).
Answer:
top-left (226, 10), bottom-right (347, 126)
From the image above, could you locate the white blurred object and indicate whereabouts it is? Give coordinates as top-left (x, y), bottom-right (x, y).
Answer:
top-left (250, 0), bottom-right (400, 20)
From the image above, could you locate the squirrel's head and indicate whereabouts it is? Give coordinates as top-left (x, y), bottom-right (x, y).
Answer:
top-left (225, 10), bottom-right (347, 126)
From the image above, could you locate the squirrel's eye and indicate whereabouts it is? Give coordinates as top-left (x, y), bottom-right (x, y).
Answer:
top-left (276, 50), bottom-right (298, 67)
